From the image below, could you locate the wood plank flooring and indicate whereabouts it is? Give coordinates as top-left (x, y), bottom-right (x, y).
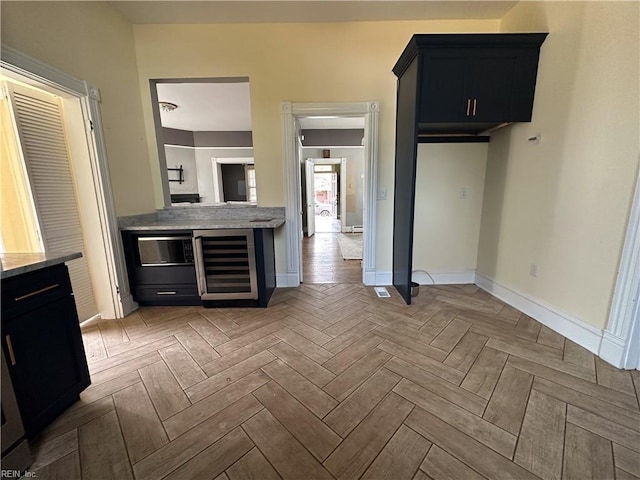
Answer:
top-left (30, 284), bottom-right (640, 480)
top-left (302, 233), bottom-right (362, 284)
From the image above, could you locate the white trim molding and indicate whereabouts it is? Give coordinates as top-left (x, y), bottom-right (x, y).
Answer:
top-left (602, 168), bottom-right (640, 369)
top-left (373, 270), bottom-right (476, 286)
top-left (281, 101), bottom-right (379, 287)
top-left (276, 273), bottom-right (301, 288)
top-left (1, 45), bottom-right (132, 318)
top-left (280, 102), bottom-right (301, 286)
top-left (413, 270), bottom-right (476, 285)
top-left (475, 273), bottom-right (604, 355)
top-left (1, 45), bottom-right (87, 96)
top-left (373, 271), bottom-right (393, 286)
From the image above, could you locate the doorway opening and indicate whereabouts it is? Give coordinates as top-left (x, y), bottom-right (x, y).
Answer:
top-left (1, 47), bottom-right (130, 321)
top-left (313, 168), bottom-right (339, 233)
top-left (301, 155), bottom-right (361, 283)
top-left (281, 101), bottom-right (379, 287)
top-left (304, 158), bottom-right (346, 235)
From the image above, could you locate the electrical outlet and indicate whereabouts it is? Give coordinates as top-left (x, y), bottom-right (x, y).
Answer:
top-left (530, 263), bottom-right (538, 277)
top-left (377, 189), bottom-right (387, 200)
top-left (460, 187), bottom-right (468, 200)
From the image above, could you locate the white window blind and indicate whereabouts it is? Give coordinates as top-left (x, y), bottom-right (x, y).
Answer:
top-left (6, 83), bottom-right (98, 322)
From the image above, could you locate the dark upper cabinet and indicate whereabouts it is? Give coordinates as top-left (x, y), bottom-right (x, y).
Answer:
top-left (391, 33), bottom-right (547, 305)
top-left (420, 52), bottom-right (470, 123)
top-left (395, 34), bottom-right (547, 135)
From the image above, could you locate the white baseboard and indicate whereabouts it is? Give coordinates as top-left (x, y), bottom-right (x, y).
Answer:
top-left (364, 269), bottom-right (377, 286)
top-left (474, 273), bottom-right (603, 355)
top-left (374, 271), bottom-right (392, 286)
top-left (367, 270), bottom-right (476, 287)
top-left (599, 332), bottom-right (626, 368)
top-left (119, 293), bottom-right (138, 318)
top-left (413, 270), bottom-right (476, 285)
top-left (277, 272), bottom-right (300, 288)
top-left (79, 313), bottom-right (102, 328)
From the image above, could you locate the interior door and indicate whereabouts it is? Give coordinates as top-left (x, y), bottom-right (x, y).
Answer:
top-left (305, 160), bottom-right (316, 237)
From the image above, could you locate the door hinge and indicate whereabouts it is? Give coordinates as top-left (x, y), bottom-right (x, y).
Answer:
top-left (0, 84), bottom-right (8, 100)
top-left (116, 285), bottom-right (120, 295)
top-left (89, 120), bottom-right (94, 131)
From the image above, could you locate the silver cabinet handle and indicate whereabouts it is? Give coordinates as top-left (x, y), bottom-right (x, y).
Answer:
top-left (156, 291), bottom-right (177, 295)
top-left (473, 98), bottom-right (477, 116)
top-left (14, 283), bottom-right (59, 301)
top-left (6, 335), bottom-right (16, 366)
top-left (466, 98), bottom-right (471, 116)
top-left (193, 237), bottom-right (206, 296)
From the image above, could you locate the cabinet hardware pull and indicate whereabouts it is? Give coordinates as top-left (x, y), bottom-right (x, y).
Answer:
top-left (473, 98), bottom-right (477, 116)
top-left (466, 99), bottom-right (471, 117)
top-left (6, 335), bottom-right (16, 366)
top-left (14, 283), bottom-right (59, 301)
top-left (156, 291), bottom-right (177, 295)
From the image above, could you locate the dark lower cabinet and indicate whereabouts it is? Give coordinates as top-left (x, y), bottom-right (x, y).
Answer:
top-left (121, 230), bottom-right (201, 307)
top-left (1, 264), bottom-right (90, 439)
top-left (122, 228), bottom-right (276, 308)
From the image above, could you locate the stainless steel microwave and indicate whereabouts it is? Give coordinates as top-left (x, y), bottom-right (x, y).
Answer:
top-left (138, 236), bottom-right (194, 266)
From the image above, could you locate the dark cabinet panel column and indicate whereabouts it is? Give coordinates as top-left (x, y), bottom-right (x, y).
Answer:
top-left (393, 56), bottom-right (420, 304)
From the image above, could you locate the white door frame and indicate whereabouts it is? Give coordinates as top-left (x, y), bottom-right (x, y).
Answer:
top-left (1, 45), bottom-right (134, 319)
top-left (601, 166), bottom-right (640, 369)
top-left (304, 159), bottom-right (317, 238)
top-left (280, 101), bottom-right (379, 287)
top-left (306, 157), bottom-right (348, 234)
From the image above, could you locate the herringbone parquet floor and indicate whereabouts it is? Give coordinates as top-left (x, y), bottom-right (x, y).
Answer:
top-left (30, 284), bottom-right (640, 480)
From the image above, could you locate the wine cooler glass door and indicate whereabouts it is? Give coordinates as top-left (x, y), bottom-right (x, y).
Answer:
top-left (193, 229), bottom-right (258, 300)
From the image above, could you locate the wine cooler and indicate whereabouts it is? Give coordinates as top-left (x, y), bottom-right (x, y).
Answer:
top-left (193, 229), bottom-right (258, 300)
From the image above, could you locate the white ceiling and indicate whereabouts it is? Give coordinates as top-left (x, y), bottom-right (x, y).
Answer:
top-left (157, 82), bottom-right (252, 131)
top-left (110, 1), bottom-right (517, 24)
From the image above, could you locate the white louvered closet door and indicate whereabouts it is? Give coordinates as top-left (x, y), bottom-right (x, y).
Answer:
top-left (6, 83), bottom-right (98, 322)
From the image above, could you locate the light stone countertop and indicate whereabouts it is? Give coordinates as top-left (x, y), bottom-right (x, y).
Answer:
top-left (118, 218), bottom-right (285, 231)
top-left (0, 252), bottom-right (82, 279)
top-left (118, 205), bottom-right (286, 231)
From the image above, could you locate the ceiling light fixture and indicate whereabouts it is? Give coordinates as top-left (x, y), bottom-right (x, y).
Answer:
top-left (159, 101), bottom-right (178, 112)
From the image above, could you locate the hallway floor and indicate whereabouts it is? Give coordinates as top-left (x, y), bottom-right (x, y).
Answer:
top-left (302, 233), bottom-right (362, 284)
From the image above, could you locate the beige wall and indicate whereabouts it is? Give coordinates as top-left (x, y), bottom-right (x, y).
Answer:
top-left (477, 2), bottom-right (640, 329)
top-left (413, 143), bottom-right (488, 274)
top-left (132, 19), bottom-right (500, 273)
top-left (1, 1), bottom-right (155, 216)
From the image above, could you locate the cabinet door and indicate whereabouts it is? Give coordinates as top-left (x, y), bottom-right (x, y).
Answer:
top-left (419, 51), bottom-right (471, 122)
top-left (3, 296), bottom-right (90, 438)
top-left (468, 49), bottom-right (519, 122)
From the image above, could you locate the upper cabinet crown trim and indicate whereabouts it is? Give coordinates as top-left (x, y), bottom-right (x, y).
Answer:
top-left (393, 33), bottom-right (548, 78)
